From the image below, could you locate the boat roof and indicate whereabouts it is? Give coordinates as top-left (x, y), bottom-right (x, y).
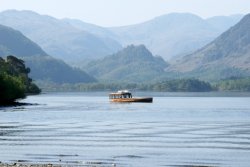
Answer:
top-left (109, 90), bottom-right (131, 95)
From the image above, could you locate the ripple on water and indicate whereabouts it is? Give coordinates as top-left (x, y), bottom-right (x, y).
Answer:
top-left (1, 93), bottom-right (250, 167)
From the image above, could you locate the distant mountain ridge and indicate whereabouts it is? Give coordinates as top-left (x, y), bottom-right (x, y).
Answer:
top-left (0, 24), bottom-right (96, 83)
top-left (110, 13), bottom-right (243, 60)
top-left (0, 10), bottom-right (243, 65)
top-left (0, 10), bottom-right (122, 64)
top-left (83, 45), bottom-right (168, 82)
top-left (167, 13), bottom-right (250, 80)
top-left (0, 10), bottom-right (247, 83)
top-left (62, 18), bottom-right (116, 38)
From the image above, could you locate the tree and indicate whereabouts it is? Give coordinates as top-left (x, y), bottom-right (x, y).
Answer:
top-left (0, 55), bottom-right (41, 104)
top-left (0, 73), bottom-right (25, 103)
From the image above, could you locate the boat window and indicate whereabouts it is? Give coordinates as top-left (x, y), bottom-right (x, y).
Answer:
top-left (109, 92), bottom-right (132, 99)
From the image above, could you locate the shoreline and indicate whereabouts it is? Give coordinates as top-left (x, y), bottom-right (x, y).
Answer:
top-left (0, 102), bottom-right (38, 107)
top-left (0, 162), bottom-right (116, 167)
top-left (0, 163), bottom-right (61, 167)
top-left (0, 162), bottom-right (213, 167)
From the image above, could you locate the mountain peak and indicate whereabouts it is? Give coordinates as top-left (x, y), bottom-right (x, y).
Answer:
top-left (84, 45), bottom-right (168, 82)
top-left (122, 44), bottom-right (149, 53)
top-left (150, 13), bottom-right (206, 27)
top-left (154, 12), bottom-right (203, 20)
top-left (114, 44), bottom-right (155, 62)
top-left (0, 10), bottom-right (122, 64)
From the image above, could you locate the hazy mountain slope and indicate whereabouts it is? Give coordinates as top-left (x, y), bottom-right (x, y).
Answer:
top-left (0, 10), bottom-right (122, 64)
top-left (206, 14), bottom-right (243, 32)
top-left (0, 24), bottom-right (96, 83)
top-left (23, 56), bottom-right (96, 83)
top-left (0, 24), bottom-right (48, 57)
top-left (84, 45), bottom-right (168, 82)
top-left (62, 18), bottom-right (116, 38)
top-left (0, 10), bottom-right (242, 64)
top-left (110, 13), bottom-right (242, 60)
top-left (167, 13), bottom-right (250, 80)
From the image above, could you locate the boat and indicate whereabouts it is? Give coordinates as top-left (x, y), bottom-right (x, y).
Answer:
top-left (109, 90), bottom-right (153, 103)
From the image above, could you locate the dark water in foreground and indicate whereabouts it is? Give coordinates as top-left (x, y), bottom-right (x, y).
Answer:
top-left (0, 92), bottom-right (250, 167)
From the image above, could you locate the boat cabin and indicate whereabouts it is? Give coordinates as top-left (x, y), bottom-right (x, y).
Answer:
top-left (109, 90), bottom-right (132, 99)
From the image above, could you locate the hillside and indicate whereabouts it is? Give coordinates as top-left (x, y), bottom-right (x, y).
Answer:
top-left (0, 24), bottom-right (48, 57)
top-left (0, 24), bottom-right (96, 83)
top-left (167, 13), bottom-right (250, 80)
top-left (83, 45), bottom-right (168, 82)
top-left (62, 18), bottom-right (116, 39)
top-left (110, 13), bottom-right (243, 60)
top-left (0, 10), bottom-right (122, 64)
top-left (206, 14), bottom-right (243, 32)
top-left (0, 10), bottom-right (242, 64)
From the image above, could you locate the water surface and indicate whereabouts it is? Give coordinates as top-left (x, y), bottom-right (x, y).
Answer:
top-left (0, 92), bottom-right (250, 167)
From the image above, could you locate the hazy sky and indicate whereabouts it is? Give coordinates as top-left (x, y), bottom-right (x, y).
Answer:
top-left (0, 0), bottom-right (250, 27)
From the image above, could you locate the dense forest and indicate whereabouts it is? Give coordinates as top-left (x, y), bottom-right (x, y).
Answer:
top-left (0, 55), bottom-right (41, 104)
top-left (37, 79), bottom-right (213, 92)
top-left (37, 77), bottom-right (250, 92)
top-left (215, 77), bottom-right (250, 91)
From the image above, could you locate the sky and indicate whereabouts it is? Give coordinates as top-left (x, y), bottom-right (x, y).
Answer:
top-left (0, 0), bottom-right (250, 27)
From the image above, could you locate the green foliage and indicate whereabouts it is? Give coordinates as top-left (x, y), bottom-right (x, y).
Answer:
top-left (0, 55), bottom-right (41, 104)
top-left (37, 79), bottom-right (213, 92)
top-left (0, 73), bottom-right (25, 103)
top-left (6, 55), bottom-right (41, 94)
top-left (34, 78), bottom-right (250, 92)
top-left (27, 83), bottom-right (41, 94)
top-left (215, 77), bottom-right (250, 91)
top-left (36, 81), bottom-right (139, 92)
top-left (151, 79), bottom-right (213, 92)
top-left (174, 66), bottom-right (248, 82)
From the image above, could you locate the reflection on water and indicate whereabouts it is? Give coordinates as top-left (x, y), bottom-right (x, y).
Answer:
top-left (0, 92), bottom-right (250, 167)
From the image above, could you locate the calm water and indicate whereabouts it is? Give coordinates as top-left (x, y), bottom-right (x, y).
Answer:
top-left (1, 92), bottom-right (250, 167)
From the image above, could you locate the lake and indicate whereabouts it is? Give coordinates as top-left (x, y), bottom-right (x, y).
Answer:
top-left (1, 92), bottom-right (250, 167)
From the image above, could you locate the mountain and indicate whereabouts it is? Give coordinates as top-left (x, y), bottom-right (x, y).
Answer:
top-left (0, 24), bottom-right (48, 57)
top-left (83, 45), bottom-right (168, 82)
top-left (167, 14), bottom-right (250, 80)
top-left (0, 9), bottom-right (244, 73)
top-left (110, 13), bottom-right (243, 60)
top-left (0, 24), bottom-right (96, 83)
top-left (206, 14), bottom-right (243, 32)
top-left (0, 10), bottom-right (122, 64)
top-left (62, 18), bottom-right (116, 38)
top-left (0, 10), bottom-right (243, 64)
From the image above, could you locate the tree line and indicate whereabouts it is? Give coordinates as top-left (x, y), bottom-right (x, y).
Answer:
top-left (37, 78), bottom-right (250, 92)
top-left (215, 77), bottom-right (250, 91)
top-left (37, 79), bottom-right (214, 92)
